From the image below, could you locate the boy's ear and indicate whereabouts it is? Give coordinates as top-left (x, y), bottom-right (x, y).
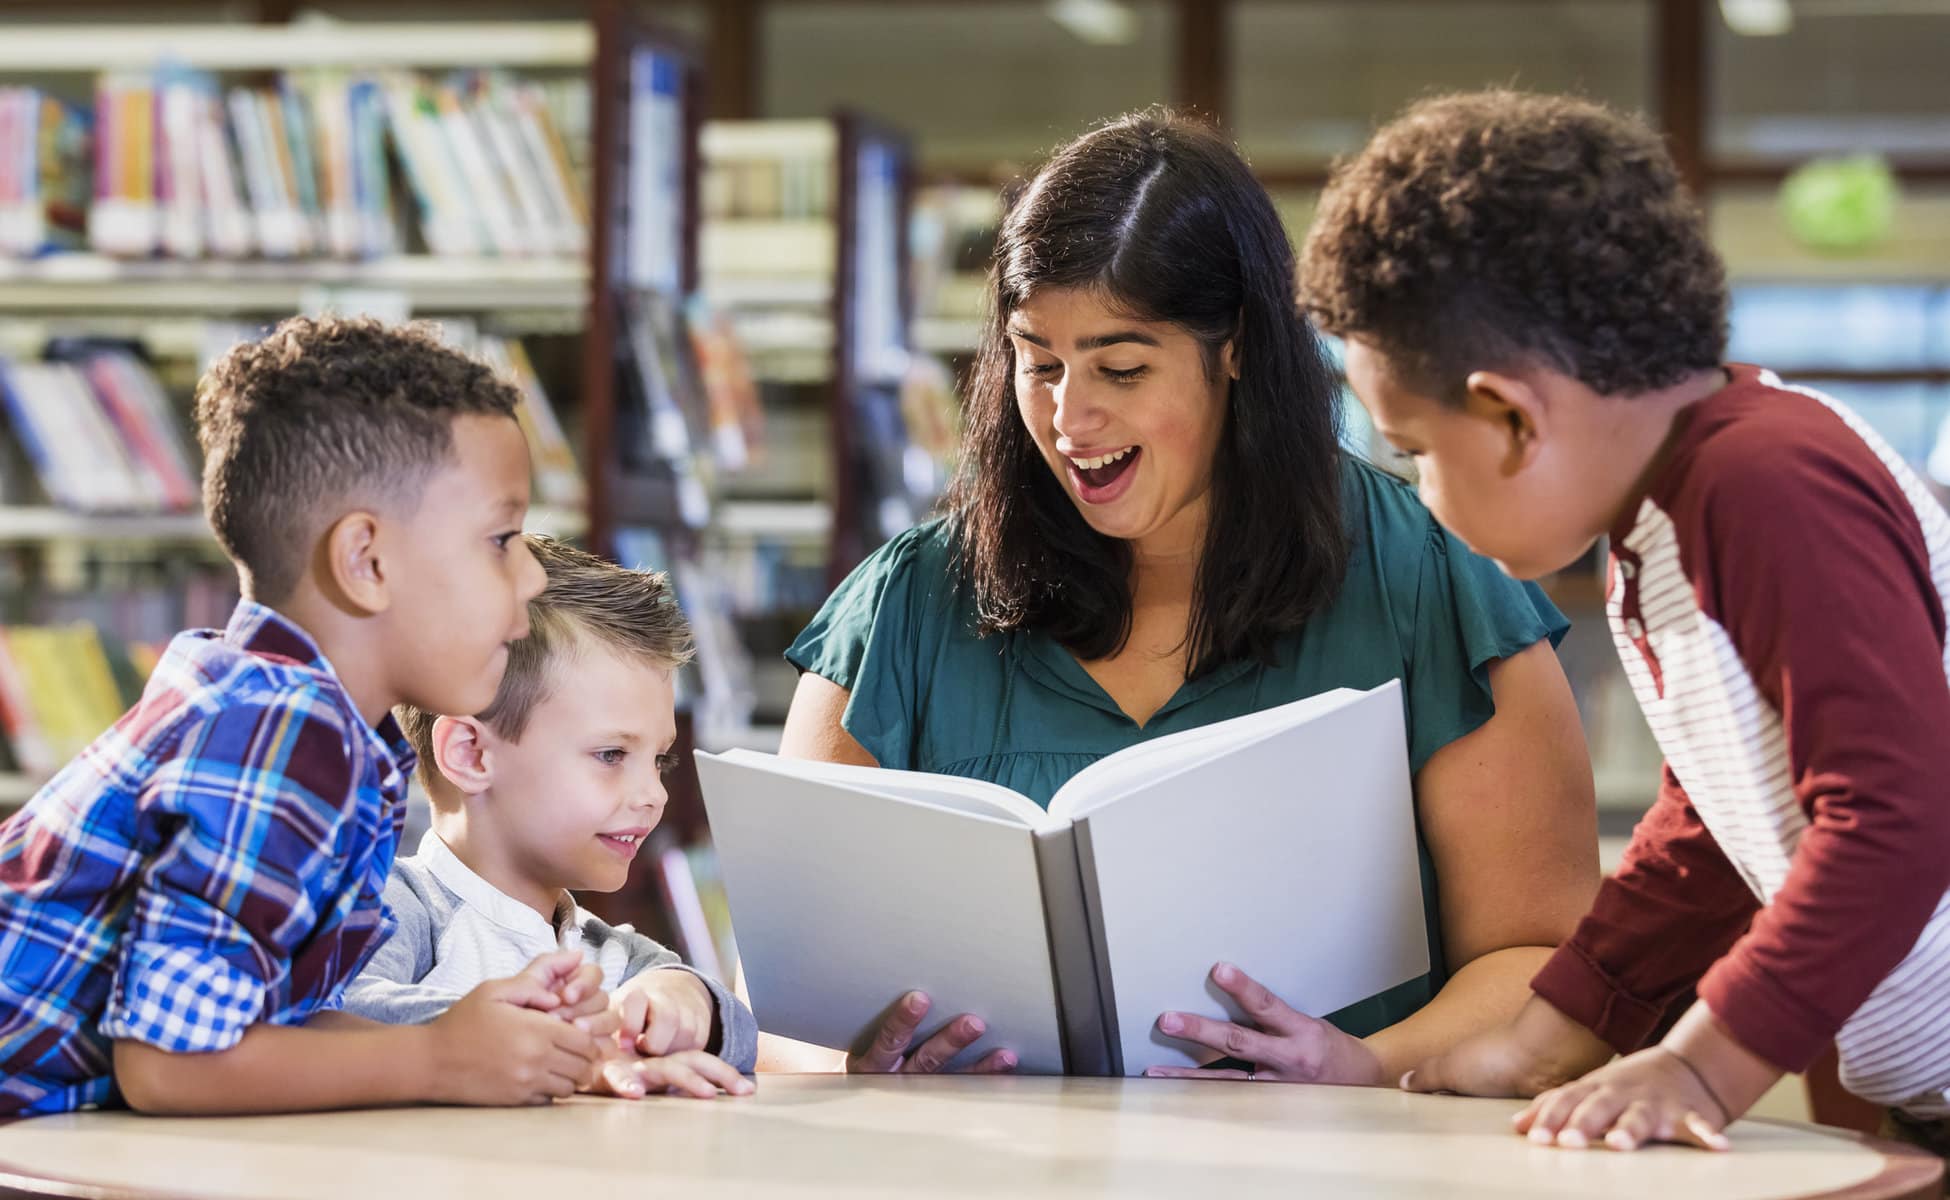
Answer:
top-left (1462, 369), bottom-right (1546, 473)
top-left (430, 715), bottom-right (495, 796)
top-left (320, 510), bottom-right (390, 617)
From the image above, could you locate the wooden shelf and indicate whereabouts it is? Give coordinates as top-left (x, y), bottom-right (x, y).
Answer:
top-left (0, 508), bottom-right (217, 548)
top-left (0, 504), bottom-right (585, 548)
top-left (0, 22), bottom-right (593, 72)
top-left (0, 256), bottom-right (588, 317)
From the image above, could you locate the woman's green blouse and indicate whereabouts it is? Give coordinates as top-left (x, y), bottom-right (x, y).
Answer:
top-left (786, 456), bottom-right (1569, 1038)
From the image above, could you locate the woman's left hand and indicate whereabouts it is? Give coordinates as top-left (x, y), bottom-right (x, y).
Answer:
top-left (1143, 962), bottom-right (1385, 1086)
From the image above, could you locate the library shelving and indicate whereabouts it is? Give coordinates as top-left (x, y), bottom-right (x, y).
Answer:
top-left (0, 15), bottom-right (610, 814)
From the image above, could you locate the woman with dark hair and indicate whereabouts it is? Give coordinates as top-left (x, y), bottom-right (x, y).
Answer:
top-left (774, 109), bottom-right (1599, 1085)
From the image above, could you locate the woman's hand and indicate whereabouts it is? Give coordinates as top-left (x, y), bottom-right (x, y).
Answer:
top-left (847, 990), bottom-right (1019, 1074)
top-left (1143, 963), bottom-right (1385, 1086)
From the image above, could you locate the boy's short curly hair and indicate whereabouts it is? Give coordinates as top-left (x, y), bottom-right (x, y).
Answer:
top-left (397, 536), bottom-right (693, 791)
top-left (1299, 90), bottom-right (1729, 401)
top-left (195, 316), bottom-right (522, 603)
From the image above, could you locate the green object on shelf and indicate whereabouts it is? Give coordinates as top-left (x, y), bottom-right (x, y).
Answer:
top-left (1779, 155), bottom-right (1899, 253)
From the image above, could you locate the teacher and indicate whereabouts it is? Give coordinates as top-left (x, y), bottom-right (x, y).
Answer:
top-left (776, 109), bottom-right (1598, 1085)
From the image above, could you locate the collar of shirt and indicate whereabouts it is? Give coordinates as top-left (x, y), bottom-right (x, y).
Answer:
top-left (415, 828), bottom-right (582, 947)
top-left (215, 599), bottom-right (419, 802)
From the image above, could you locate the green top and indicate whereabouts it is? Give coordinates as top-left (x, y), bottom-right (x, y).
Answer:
top-left (786, 456), bottom-right (1568, 1038)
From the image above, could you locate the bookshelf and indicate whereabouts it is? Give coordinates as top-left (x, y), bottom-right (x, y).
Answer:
top-left (0, 15), bottom-right (615, 815)
top-left (698, 115), bottom-right (936, 722)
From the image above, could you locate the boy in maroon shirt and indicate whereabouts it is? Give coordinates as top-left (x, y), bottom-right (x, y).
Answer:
top-left (1301, 90), bottom-right (1950, 1153)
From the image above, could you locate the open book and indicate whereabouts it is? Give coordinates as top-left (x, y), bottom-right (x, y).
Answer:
top-left (694, 680), bottom-right (1426, 1076)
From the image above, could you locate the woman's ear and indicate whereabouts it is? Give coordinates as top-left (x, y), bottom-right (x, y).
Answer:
top-left (430, 715), bottom-right (495, 796)
top-left (1463, 369), bottom-right (1546, 473)
top-left (318, 510), bottom-right (390, 617)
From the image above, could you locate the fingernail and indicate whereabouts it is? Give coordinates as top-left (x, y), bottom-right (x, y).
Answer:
top-left (1399, 1071), bottom-right (1416, 1090)
top-left (1557, 1130), bottom-right (1588, 1149)
top-left (1214, 963), bottom-right (1236, 983)
top-left (966, 1019), bottom-right (986, 1036)
top-left (1606, 1131), bottom-right (1635, 1151)
top-left (905, 993), bottom-right (928, 1015)
top-left (1529, 1128), bottom-right (1554, 1145)
top-left (1159, 1013), bottom-right (1183, 1034)
top-left (1000, 1053), bottom-right (1017, 1068)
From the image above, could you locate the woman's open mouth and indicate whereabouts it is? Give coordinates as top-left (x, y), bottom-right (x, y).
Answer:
top-left (1065, 446), bottom-right (1141, 504)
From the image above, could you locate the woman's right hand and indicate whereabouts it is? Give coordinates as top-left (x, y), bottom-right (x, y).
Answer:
top-left (847, 990), bottom-right (1020, 1074)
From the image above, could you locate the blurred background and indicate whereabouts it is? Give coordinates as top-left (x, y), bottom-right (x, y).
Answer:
top-left (0, 0), bottom-right (1943, 1119)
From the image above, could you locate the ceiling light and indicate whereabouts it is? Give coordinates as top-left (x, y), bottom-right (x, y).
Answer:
top-left (1048, 0), bottom-right (1139, 46)
top-left (1720, 0), bottom-right (1796, 35)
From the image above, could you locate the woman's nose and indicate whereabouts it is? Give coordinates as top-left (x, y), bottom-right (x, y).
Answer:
top-left (1051, 378), bottom-right (1108, 438)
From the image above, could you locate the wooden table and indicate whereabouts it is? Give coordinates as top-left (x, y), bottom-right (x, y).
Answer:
top-left (0, 1076), bottom-right (1939, 1199)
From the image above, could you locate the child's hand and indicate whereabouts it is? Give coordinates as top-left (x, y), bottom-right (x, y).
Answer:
top-left (425, 961), bottom-right (610, 1106)
top-left (590, 1049), bottom-right (755, 1101)
top-left (1514, 1046), bottom-right (1732, 1152)
top-left (543, 957), bottom-right (613, 1029)
top-left (610, 969), bottom-right (716, 1057)
top-left (1401, 995), bottom-right (1614, 1099)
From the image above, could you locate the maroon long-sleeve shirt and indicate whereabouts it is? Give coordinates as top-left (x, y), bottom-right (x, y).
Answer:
top-left (1531, 365), bottom-right (1950, 1115)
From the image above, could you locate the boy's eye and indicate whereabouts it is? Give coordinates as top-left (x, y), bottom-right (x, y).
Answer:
top-left (595, 748), bottom-right (626, 766)
top-left (491, 531), bottom-right (520, 550)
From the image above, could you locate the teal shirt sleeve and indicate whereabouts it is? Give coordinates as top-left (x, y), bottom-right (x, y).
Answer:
top-left (784, 521), bottom-right (951, 771)
top-left (1400, 519), bottom-right (1570, 773)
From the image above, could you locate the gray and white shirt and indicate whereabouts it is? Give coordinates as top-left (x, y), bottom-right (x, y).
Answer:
top-left (343, 830), bottom-right (757, 1072)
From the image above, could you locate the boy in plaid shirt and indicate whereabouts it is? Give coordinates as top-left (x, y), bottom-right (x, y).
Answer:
top-left (0, 318), bottom-right (617, 1115)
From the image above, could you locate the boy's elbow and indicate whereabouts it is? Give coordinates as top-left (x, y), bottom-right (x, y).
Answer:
top-left (111, 1040), bottom-right (212, 1115)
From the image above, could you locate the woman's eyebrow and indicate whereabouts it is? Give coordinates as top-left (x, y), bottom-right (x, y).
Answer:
top-left (1004, 325), bottom-right (1161, 351)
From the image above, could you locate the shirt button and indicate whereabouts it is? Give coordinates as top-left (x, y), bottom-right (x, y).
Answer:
top-left (1617, 559), bottom-right (1637, 582)
top-left (1625, 617), bottom-right (1646, 640)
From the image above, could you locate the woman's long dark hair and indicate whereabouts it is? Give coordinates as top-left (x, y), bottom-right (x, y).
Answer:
top-left (946, 108), bottom-right (1349, 679)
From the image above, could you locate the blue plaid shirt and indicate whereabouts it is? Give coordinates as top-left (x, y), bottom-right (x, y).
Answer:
top-left (0, 601), bottom-right (414, 1115)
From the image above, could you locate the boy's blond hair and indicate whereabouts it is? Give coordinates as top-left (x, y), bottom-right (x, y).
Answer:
top-left (398, 536), bottom-right (693, 789)
top-left (195, 316), bottom-right (523, 603)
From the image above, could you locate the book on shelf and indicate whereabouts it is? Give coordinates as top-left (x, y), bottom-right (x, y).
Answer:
top-left (476, 334), bottom-right (585, 511)
top-left (9, 66), bottom-right (585, 264)
top-left (626, 46), bottom-right (687, 295)
top-left (0, 88), bottom-right (91, 257)
top-left (0, 349), bottom-right (197, 514)
top-left (617, 291), bottom-right (713, 528)
top-left (694, 682), bottom-right (1427, 1076)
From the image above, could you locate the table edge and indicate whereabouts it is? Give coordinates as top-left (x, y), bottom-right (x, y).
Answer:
top-left (0, 1108), bottom-right (1939, 1200)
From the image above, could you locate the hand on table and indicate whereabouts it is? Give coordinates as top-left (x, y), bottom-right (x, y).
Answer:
top-left (1513, 1046), bottom-right (1733, 1152)
top-left (590, 1048), bottom-right (755, 1100)
top-left (847, 990), bottom-right (1019, 1074)
top-left (425, 953), bottom-right (613, 1106)
top-left (1143, 962), bottom-right (1384, 1085)
top-left (610, 969), bottom-right (716, 1057)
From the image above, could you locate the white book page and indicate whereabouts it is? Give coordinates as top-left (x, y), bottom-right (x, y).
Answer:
top-left (1064, 681), bottom-right (1429, 1075)
top-left (695, 751), bottom-right (1068, 1073)
top-left (712, 749), bottom-right (1056, 830)
top-left (1048, 688), bottom-right (1364, 821)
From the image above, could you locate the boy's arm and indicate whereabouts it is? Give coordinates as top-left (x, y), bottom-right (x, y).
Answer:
top-left (113, 952), bottom-right (609, 1114)
top-left (1405, 771), bottom-right (1759, 1097)
top-left (1528, 768), bottom-right (1760, 1055)
top-left (340, 874), bottom-right (464, 1025)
